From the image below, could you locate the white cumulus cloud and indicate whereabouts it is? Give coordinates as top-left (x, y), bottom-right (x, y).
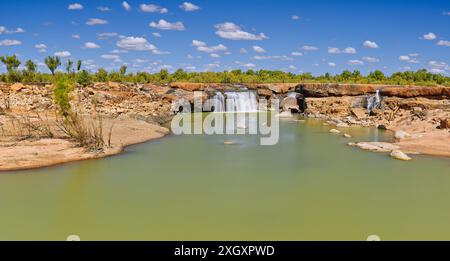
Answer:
top-left (291, 52), bottom-right (303, 56)
top-left (252, 46), bottom-right (266, 53)
top-left (54, 51), bottom-right (71, 57)
top-left (0, 26), bottom-right (25, 34)
top-left (68, 3), bottom-right (83, 10)
top-left (215, 22), bottom-right (268, 40)
top-left (140, 4), bottom-right (168, 13)
top-left (180, 2), bottom-right (200, 12)
top-left (437, 40), bottom-right (450, 47)
top-left (97, 6), bottom-right (112, 12)
top-left (116, 36), bottom-right (156, 51)
top-left (149, 19), bottom-right (185, 31)
top-left (328, 47), bottom-right (356, 54)
top-left (348, 59), bottom-right (364, 65)
top-left (86, 18), bottom-right (108, 25)
top-left (328, 62), bottom-right (336, 67)
top-left (192, 40), bottom-right (227, 53)
top-left (122, 1), bottom-right (131, 11)
top-left (362, 56), bottom-right (380, 63)
top-left (83, 42), bottom-right (100, 49)
top-left (363, 40), bottom-right (379, 48)
top-left (423, 32), bottom-right (437, 40)
top-left (300, 45), bottom-right (318, 51)
top-left (291, 15), bottom-right (300, 20)
top-left (0, 39), bottom-right (22, 46)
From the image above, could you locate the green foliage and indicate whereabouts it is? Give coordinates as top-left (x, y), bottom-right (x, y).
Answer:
top-left (76, 70), bottom-right (91, 87)
top-left (53, 76), bottom-right (74, 114)
top-left (119, 65), bottom-right (127, 76)
top-left (95, 68), bottom-right (108, 82)
top-left (44, 56), bottom-right (61, 75)
top-left (66, 59), bottom-right (74, 74)
top-left (77, 60), bottom-right (82, 72)
top-left (0, 54), bottom-right (21, 72)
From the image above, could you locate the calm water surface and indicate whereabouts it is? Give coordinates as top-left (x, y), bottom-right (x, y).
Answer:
top-left (0, 116), bottom-right (449, 240)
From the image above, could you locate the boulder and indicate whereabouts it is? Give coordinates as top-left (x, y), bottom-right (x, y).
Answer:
top-left (351, 108), bottom-right (367, 119)
top-left (280, 96), bottom-right (299, 112)
top-left (257, 88), bottom-right (273, 97)
top-left (394, 130), bottom-right (411, 140)
top-left (343, 133), bottom-right (352, 138)
top-left (440, 118), bottom-right (450, 129)
top-left (10, 83), bottom-right (25, 92)
top-left (390, 150), bottom-right (412, 161)
top-left (107, 81), bottom-right (121, 89)
top-left (377, 124), bottom-right (387, 130)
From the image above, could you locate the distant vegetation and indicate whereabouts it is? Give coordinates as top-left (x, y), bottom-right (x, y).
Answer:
top-left (0, 55), bottom-right (449, 86)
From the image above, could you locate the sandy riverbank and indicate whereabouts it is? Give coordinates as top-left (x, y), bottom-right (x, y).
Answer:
top-left (0, 116), bottom-right (169, 171)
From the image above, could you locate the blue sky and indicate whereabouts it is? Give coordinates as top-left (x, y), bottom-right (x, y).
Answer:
top-left (0, 0), bottom-right (449, 75)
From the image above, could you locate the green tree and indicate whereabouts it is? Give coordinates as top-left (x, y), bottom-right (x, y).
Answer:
top-left (119, 65), bottom-right (127, 76)
top-left (44, 56), bottom-right (61, 75)
top-left (66, 59), bottom-right (73, 74)
top-left (95, 68), bottom-right (108, 82)
top-left (77, 70), bottom-right (91, 87)
top-left (0, 55), bottom-right (21, 82)
top-left (25, 60), bottom-right (37, 73)
top-left (77, 60), bottom-right (82, 72)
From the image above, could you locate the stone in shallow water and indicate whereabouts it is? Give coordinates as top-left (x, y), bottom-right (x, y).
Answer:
top-left (223, 141), bottom-right (236, 145)
top-left (336, 123), bottom-right (350, 128)
top-left (343, 133), bottom-right (352, 138)
top-left (329, 129), bottom-right (341, 134)
top-left (394, 130), bottom-right (411, 140)
top-left (356, 142), bottom-right (400, 152)
top-left (390, 150), bottom-right (412, 161)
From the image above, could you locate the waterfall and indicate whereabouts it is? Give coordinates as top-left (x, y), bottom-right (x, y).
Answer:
top-left (212, 92), bottom-right (225, 112)
top-left (367, 90), bottom-right (381, 113)
top-left (224, 91), bottom-right (258, 113)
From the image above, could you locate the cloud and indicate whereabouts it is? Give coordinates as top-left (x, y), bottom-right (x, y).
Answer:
top-left (97, 32), bottom-right (118, 39)
top-left (116, 36), bottom-right (156, 51)
top-left (328, 62), bottom-right (336, 67)
top-left (149, 19), bottom-right (185, 30)
top-left (215, 22), bottom-right (268, 40)
top-left (0, 39), bottom-right (22, 46)
top-left (348, 59), bottom-right (364, 65)
top-left (68, 3), bottom-right (83, 10)
top-left (0, 26), bottom-right (25, 34)
top-left (54, 51), bottom-right (71, 57)
top-left (97, 6), bottom-right (112, 12)
top-left (101, 54), bottom-right (121, 62)
top-left (72, 34), bottom-right (80, 39)
top-left (152, 32), bottom-right (161, 37)
top-left (83, 42), bottom-right (100, 49)
top-left (239, 48), bottom-right (247, 54)
top-left (429, 68), bottom-right (445, 74)
top-left (429, 61), bottom-right (449, 70)
top-left (300, 45), bottom-right (318, 51)
top-left (252, 55), bottom-right (293, 61)
top-left (437, 40), bottom-right (450, 47)
top-left (423, 32), bottom-right (437, 40)
top-left (152, 49), bottom-right (170, 55)
top-left (363, 40), bottom-right (379, 48)
top-left (291, 52), bottom-right (303, 56)
top-left (210, 53), bottom-right (221, 58)
top-left (180, 2), bottom-right (200, 12)
top-left (86, 18), bottom-right (108, 25)
top-left (122, 1), bottom-right (131, 11)
top-left (140, 4), bottom-right (168, 13)
top-left (242, 63), bottom-right (256, 68)
top-left (110, 49), bottom-right (128, 54)
top-left (35, 43), bottom-right (47, 52)
top-left (328, 47), bottom-right (356, 54)
top-left (399, 55), bottom-right (410, 61)
top-left (192, 40), bottom-right (227, 53)
top-left (362, 56), bottom-right (380, 63)
top-left (288, 65), bottom-right (297, 70)
top-left (291, 15), bottom-right (300, 20)
top-left (252, 45), bottom-right (266, 53)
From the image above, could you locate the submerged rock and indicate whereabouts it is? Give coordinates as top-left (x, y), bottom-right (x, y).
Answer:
top-left (390, 150), bottom-right (412, 161)
top-left (343, 133), bottom-right (352, 138)
top-left (394, 130), bottom-right (411, 140)
top-left (356, 142), bottom-right (400, 152)
top-left (223, 141), bottom-right (236, 145)
top-left (336, 123), bottom-right (350, 128)
top-left (329, 129), bottom-right (341, 134)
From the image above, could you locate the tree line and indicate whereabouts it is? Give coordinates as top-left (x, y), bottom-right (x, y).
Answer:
top-left (1, 54), bottom-right (449, 87)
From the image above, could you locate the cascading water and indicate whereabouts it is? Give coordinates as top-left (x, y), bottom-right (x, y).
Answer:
top-left (212, 92), bottom-right (225, 112)
top-left (367, 90), bottom-right (381, 113)
top-left (224, 91), bottom-right (258, 113)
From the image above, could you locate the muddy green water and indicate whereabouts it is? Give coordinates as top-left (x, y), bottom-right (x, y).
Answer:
top-left (0, 116), bottom-right (449, 240)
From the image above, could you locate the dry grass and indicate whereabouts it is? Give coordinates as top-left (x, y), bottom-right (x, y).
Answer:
top-left (56, 111), bottom-right (113, 152)
top-left (0, 113), bottom-right (54, 141)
